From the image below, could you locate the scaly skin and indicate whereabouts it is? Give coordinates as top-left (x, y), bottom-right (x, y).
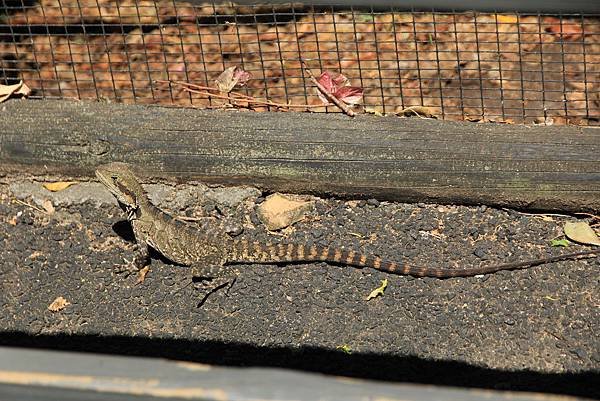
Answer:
top-left (96, 162), bottom-right (598, 279)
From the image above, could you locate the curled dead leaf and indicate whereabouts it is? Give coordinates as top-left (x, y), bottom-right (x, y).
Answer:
top-left (366, 279), bottom-right (388, 300)
top-left (215, 66), bottom-right (252, 94)
top-left (365, 107), bottom-right (384, 116)
top-left (48, 296), bottom-right (70, 312)
top-left (396, 105), bottom-right (436, 118)
top-left (0, 80), bottom-right (31, 103)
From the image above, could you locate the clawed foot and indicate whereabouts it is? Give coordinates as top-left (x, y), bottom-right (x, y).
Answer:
top-left (114, 261), bottom-right (150, 284)
top-left (115, 245), bottom-right (151, 284)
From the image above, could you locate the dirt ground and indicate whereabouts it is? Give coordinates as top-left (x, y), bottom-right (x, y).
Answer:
top-left (1, 1), bottom-right (599, 125)
top-left (0, 174), bottom-right (598, 398)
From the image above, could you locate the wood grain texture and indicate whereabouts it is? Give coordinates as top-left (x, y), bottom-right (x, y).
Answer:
top-left (1, 99), bottom-right (598, 212)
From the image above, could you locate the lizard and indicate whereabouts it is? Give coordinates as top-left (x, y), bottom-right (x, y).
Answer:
top-left (96, 162), bottom-right (598, 285)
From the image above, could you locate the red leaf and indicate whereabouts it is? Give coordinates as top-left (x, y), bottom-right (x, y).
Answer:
top-left (333, 86), bottom-right (363, 105)
top-left (332, 73), bottom-right (348, 87)
top-left (316, 71), bottom-right (335, 93)
top-left (233, 68), bottom-right (251, 86)
top-left (316, 70), bottom-right (360, 105)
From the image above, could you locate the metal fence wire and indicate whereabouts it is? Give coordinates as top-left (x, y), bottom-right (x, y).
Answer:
top-left (0, 1), bottom-right (598, 125)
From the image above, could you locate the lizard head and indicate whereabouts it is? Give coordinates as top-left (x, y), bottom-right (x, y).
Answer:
top-left (95, 162), bottom-right (146, 211)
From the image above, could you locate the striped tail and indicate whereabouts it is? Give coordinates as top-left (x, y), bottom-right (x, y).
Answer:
top-left (228, 240), bottom-right (598, 278)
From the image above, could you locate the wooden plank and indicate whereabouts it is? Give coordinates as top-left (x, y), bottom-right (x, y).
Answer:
top-left (0, 99), bottom-right (598, 212)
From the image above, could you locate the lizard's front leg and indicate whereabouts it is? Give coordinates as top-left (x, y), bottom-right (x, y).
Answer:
top-left (115, 242), bottom-right (151, 283)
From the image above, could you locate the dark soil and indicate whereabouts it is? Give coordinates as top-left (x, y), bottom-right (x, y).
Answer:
top-left (0, 177), bottom-right (598, 398)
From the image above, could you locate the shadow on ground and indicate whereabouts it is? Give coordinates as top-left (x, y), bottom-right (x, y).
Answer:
top-left (1, 331), bottom-right (598, 399)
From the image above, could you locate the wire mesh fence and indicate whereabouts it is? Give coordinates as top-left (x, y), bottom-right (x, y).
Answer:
top-left (0, 1), bottom-right (598, 125)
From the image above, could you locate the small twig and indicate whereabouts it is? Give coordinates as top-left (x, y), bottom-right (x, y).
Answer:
top-left (155, 80), bottom-right (331, 110)
top-left (573, 212), bottom-right (600, 226)
top-left (182, 87), bottom-right (330, 110)
top-left (300, 60), bottom-right (355, 117)
top-left (14, 198), bottom-right (49, 215)
top-left (500, 208), bottom-right (572, 218)
top-left (155, 80), bottom-right (215, 92)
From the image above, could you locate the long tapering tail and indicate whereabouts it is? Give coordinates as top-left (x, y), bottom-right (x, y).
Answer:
top-left (228, 239), bottom-right (598, 278)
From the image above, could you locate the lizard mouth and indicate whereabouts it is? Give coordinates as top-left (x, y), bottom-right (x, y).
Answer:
top-left (95, 164), bottom-right (141, 210)
top-left (95, 169), bottom-right (129, 205)
top-left (95, 169), bottom-right (117, 194)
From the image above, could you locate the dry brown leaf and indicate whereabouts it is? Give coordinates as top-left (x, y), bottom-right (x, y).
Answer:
top-left (534, 116), bottom-right (554, 126)
top-left (43, 181), bottom-right (78, 192)
top-left (396, 105), bottom-right (436, 118)
top-left (48, 296), bottom-right (70, 312)
top-left (365, 107), bottom-right (384, 116)
top-left (215, 66), bottom-right (251, 94)
top-left (564, 222), bottom-right (600, 246)
top-left (0, 81), bottom-right (31, 103)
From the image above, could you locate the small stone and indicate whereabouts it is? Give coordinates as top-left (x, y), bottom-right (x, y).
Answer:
top-left (224, 223), bottom-right (244, 237)
top-left (367, 198), bottom-right (380, 207)
top-left (202, 202), bottom-right (216, 214)
top-left (473, 247), bottom-right (488, 259)
top-left (41, 199), bottom-right (55, 214)
top-left (52, 231), bottom-right (64, 241)
top-left (256, 193), bottom-right (314, 231)
top-left (570, 348), bottom-right (588, 360)
top-left (17, 212), bottom-right (34, 225)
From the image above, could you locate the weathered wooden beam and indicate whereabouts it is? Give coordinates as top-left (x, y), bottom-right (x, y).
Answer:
top-left (1, 99), bottom-right (598, 212)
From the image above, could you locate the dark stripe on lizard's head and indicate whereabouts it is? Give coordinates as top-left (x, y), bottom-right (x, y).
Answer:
top-left (114, 180), bottom-right (137, 203)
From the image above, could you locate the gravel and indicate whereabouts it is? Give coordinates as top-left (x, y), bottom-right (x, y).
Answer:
top-left (0, 177), bottom-right (598, 398)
